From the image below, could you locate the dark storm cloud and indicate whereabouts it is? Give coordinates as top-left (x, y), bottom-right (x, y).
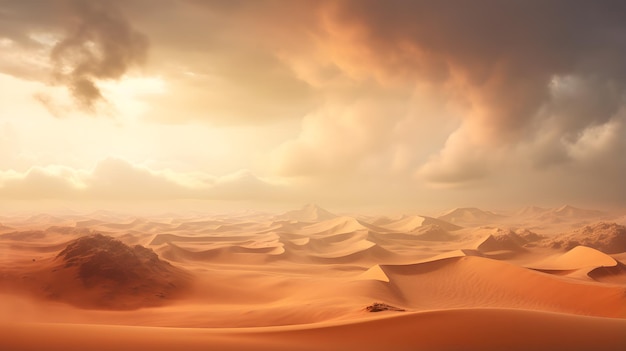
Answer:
top-left (50, 0), bottom-right (148, 110)
top-left (0, 0), bottom-right (148, 111)
top-left (327, 0), bottom-right (626, 141)
top-left (245, 0), bottom-right (626, 188)
top-left (304, 0), bottom-right (626, 188)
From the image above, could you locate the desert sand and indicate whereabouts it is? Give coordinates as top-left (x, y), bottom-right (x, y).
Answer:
top-left (1, 204), bottom-right (625, 350)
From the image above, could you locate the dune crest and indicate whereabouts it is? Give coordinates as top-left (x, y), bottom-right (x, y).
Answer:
top-left (529, 245), bottom-right (617, 271)
top-left (357, 265), bottom-right (390, 282)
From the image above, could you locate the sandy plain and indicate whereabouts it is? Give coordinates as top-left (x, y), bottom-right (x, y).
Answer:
top-left (1, 204), bottom-right (625, 350)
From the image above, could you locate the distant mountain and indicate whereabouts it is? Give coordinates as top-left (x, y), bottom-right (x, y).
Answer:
top-left (515, 206), bottom-right (550, 217)
top-left (437, 207), bottom-right (505, 225)
top-left (275, 204), bottom-right (338, 222)
top-left (381, 215), bottom-right (462, 232)
top-left (534, 205), bottom-right (605, 223)
top-left (551, 205), bottom-right (604, 218)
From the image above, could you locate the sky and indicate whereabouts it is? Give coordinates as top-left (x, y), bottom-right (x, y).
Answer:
top-left (1, 0), bottom-right (625, 213)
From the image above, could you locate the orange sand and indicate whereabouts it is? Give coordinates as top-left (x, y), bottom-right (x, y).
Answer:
top-left (1, 205), bottom-right (625, 350)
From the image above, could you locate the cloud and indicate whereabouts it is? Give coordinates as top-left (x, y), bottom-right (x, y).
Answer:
top-left (416, 128), bottom-right (495, 186)
top-left (0, 122), bottom-right (20, 169)
top-left (206, 169), bottom-right (286, 201)
top-left (0, 166), bottom-right (83, 199)
top-left (260, 0), bottom-right (626, 205)
top-left (86, 158), bottom-right (192, 200)
top-left (99, 0), bottom-right (318, 125)
top-left (0, 158), bottom-right (286, 202)
top-left (4, 1), bottom-right (626, 128)
top-left (139, 64), bottom-right (316, 125)
top-left (305, 0), bottom-right (626, 185)
top-left (50, 0), bottom-right (149, 111)
top-left (270, 99), bottom-right (410, 177)
top-left (0, 0), bottom-right (149, 113)
top-left (563, 118), bottom-right (624, 162)
top-left (2, 0), bottom-right (626, 208)
top-left (173, 0), bottom-right (626, 185)
top-left (268, 81), bottom-right (461, 180)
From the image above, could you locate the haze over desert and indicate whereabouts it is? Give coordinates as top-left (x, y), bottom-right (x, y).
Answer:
top-left (2, 1), bottom-right (626, 350)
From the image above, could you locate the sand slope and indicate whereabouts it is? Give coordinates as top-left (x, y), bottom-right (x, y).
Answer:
top-left (378, 255), bottom-right (626, 317)
top-left (530, 245), bottom-right (617, 271)
top-left (2, 309), bottom-right (625, 351)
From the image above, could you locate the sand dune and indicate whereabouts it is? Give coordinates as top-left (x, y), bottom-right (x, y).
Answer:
top-left (156, 242), bottom-right (226, 262)
top-left (587, 262), bottom-right (626, 284)
top-left (412, 224), bottom-right (458, 241)
top-left (420, 248), bottom-right (479, 261)
top-left (0, 226), bottom-right (91, 241)
top-left (474, 234), bottom-right (525, 252)
top-left (438, 207), bottom-right (506, 225)
top-left (170, 220), bottom-right (225, 231)
top-left (379, 215), bottom-right (462, 232)
top-left (366, 214), bottom-right (405, 226)
top-left (1, 208), bottom-right (625, 350)
top-left (1, 230), bottom-right (50, 241)
top-left (149, 233), bottom-right (259, 246)
top-left (307, 241), bottom-right (392, 263)
top-left (530, 245), bottom-right (617, 271)
top-left (298, 216), bottom-right (369, 235)
top-left (379, 255), bottom-right (626, 317)
top-left (473, 229), bottom-right (534, 256)
top-left (24, 214), bottom-right (68, 225)
top-left (274, 203), bottom-right (337, 222)
top-left (0, 223), bottom-right (14, 232)
top-left (157, 241), bottom-right (286, 263)
top-left (74, 219), bottom-right (107, 227)
top-left (527, 245), bottom-right (624, 283)
top-left (261, 220), bottom-right (310, 233)
top-left (3, 309), bottom-right (625, 351)
top-left (356, 264), bottom-right (390, 282)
